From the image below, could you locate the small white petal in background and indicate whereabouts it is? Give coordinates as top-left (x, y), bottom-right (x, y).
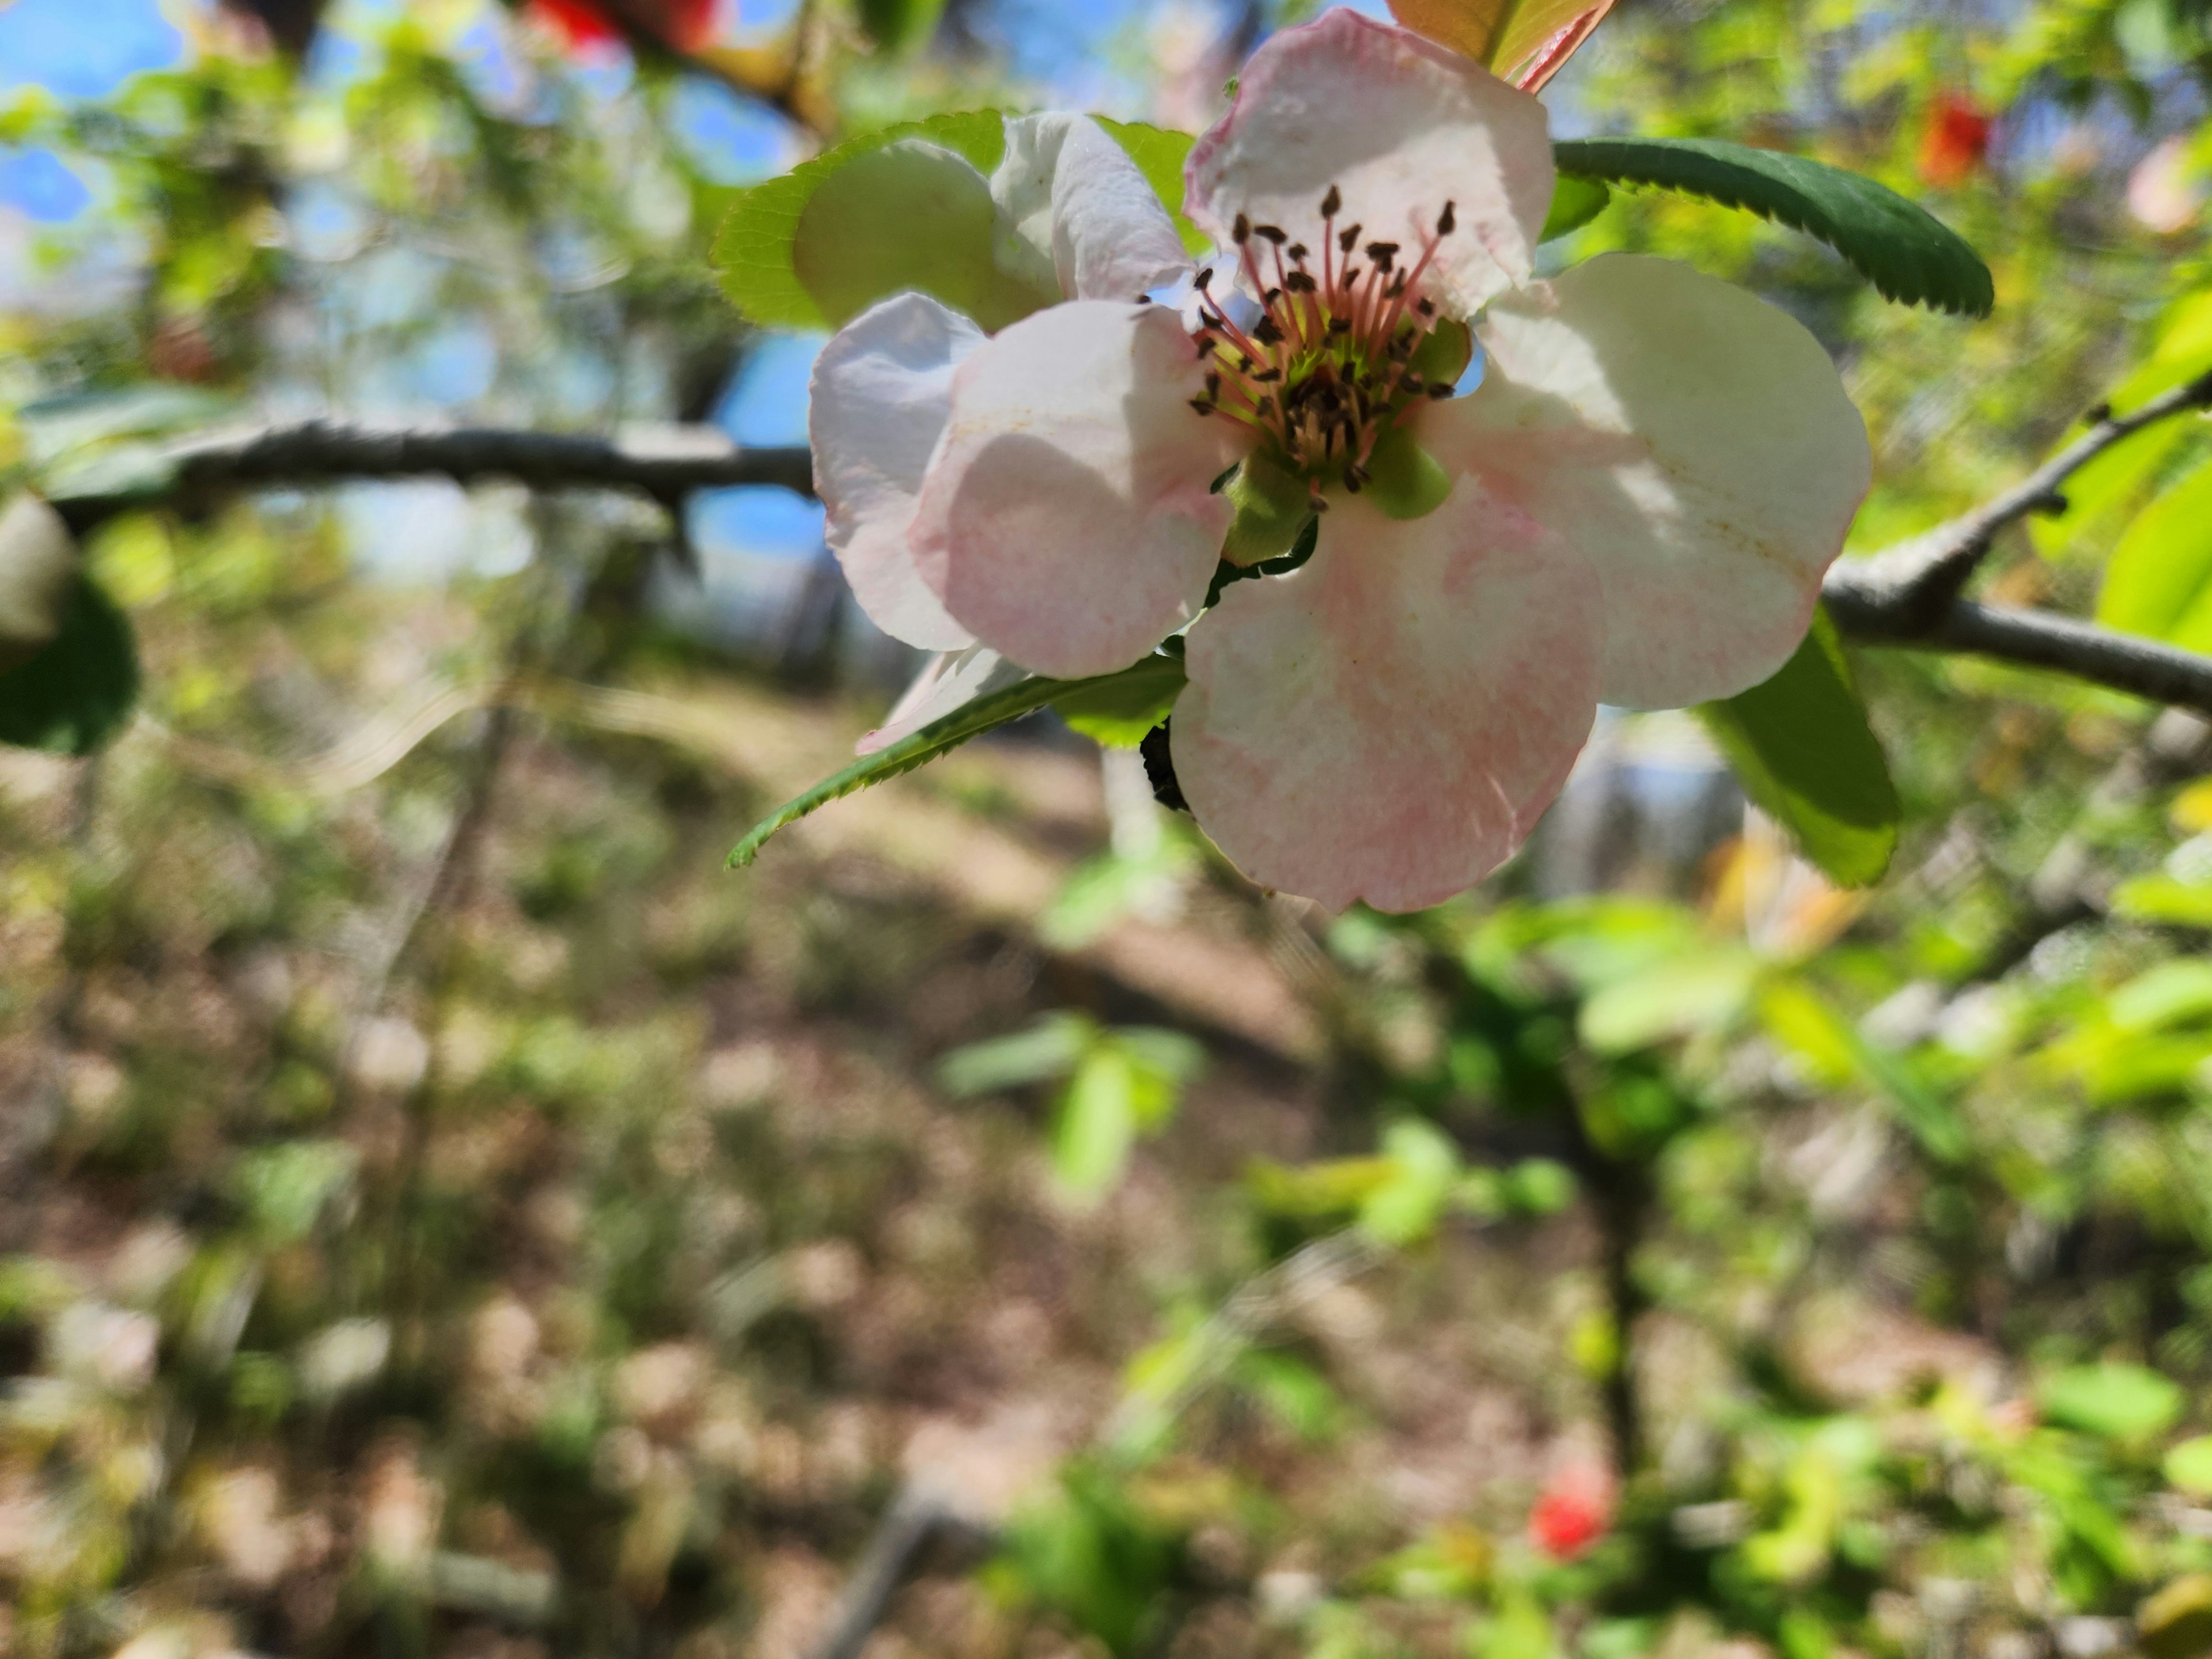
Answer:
top-left (2129, 135), bottom-right (2204, 234)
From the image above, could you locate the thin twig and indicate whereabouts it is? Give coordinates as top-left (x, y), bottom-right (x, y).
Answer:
top-left (1842, 369), bottom-right (2212, 624)
top-left (49, 419), bottom-right (813, 534)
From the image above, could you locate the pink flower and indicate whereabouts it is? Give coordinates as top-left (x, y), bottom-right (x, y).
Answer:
top-left (809, 10), bottom-right (1870, 911)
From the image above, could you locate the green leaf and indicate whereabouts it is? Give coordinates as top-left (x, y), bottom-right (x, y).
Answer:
top-left (856, 0), bottom-right (946, 52)
top-left (1695, 610), bottom-right (1899, 888)
top-left (939, 1012), bottom-right (1096, 1096)
top-left (1553, 136), bottom-right (1994, 316)
top-left (0, 575), bottom-right (139, 755)
top-left (1758, 980), bottom-right (1967, 1162)
top-left (1095, 119), bottom-right (1208, 255)
top-left (790, 138), bottom-right (1055, 332)
top-left (1541, 173), bottom-right (1611, 241)
top-left (1578, 947), bottom-right (1759, 1052)
top-left (726, 653), bottom-right (1187, 866)
top-left (1363, 425), bottom-right (1453, 520)
top-left (1358, 1119), bottom-right (1464, 1245)
top-left (2164, 1435), bottom-right (2212, 1495)
top-left (711, 110), bottom-right (1009, 331)
top-left (2037, 1362), bottom-right (2184, 1442)
top-left (1219, 454), bottom-right (1311, 567)
top-left (2097, 456), bottom-right (2212, 649)
top-left (1053, 1046), bottom-right (1141, 1200)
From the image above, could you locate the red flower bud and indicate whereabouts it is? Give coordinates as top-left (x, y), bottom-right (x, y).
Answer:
top-left (1918, 93), bottom-right (1993, 188)
top-left (1528, 1463), bottom-right (1616, 1560)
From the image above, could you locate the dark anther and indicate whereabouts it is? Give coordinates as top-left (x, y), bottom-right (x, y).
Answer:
top-left (1256, 223), bottom-right (1288, 244)
top-left (2042, 490), bottom-right (2070, 516)
top-left (1196, 336), bottom-right (1218, 358)
top-left (1233, 213), bottom-right (1252, 244)
top-left (1341, 265), bottom-right (1362, 288)
top-left (1415, 297), bottom-right (1434, 315)
top-left (1194, 266), bottom-right (1214, 290)
top-left (1344, 465), bottom-right (1363, 493)
top-left (1285, 272), bottom-right (1318, 294)
top-left (1253, 316), bottom-right (1284, 344)
top-left (1141, 723), bottom-right (1188, 813)
top-left (1327, 317), bottom-right (1351, 335)
top-left (1365, 241), bottom-right (1400, 267)
top-left (1401, 374), bottom-right (1425, 395)
top-left (1320, 184), bottom-right (1342, 218)
top-left (1338, 225), bottom-right (1361, 253)
top-left (1427, 381), bottom-right (1456, 398)
top-left (1252, 368), bottom-right (1282, 382)
top-left (1287, 243), bottom-right (1309, 262)
top-left (1135, 294), bottom-right (1150, 304)
top-left (1189, 398), bottom-right (1214, 415)
top-left (1206, 371), bottom-right (1222, 395)
top-left (2086, 400), bottom-right (2113, 424)
top-left (1437, 201), bottom-right (1456, 234)
top-left (1256, 395), bottom-right (1278, 418)
top-left (1266, 286), bottom-right (1284, 303)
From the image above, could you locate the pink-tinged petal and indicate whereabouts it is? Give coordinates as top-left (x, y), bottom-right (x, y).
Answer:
top-left (910, 299), bottom-right (1245, 679)
top-left (1184, 10), bottom-right (1552, 318)
top-left (1444, 252), bottom-right (1872, 709)
top-left (810, 293), bottom-right (984, 651)
top-left (993, 115), bottom-right (1193, 301)
top-left (1174, 488), bottom-right (1601, 913)
top-left (857, 645), bottom-right (1029, 754)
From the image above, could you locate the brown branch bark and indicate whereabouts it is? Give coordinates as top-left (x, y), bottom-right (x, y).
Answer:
top-left (49, 419), bottom-right (813, 535)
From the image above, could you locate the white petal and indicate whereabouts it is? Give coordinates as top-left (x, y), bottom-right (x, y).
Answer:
top-left (910, 299), bottom-right (1244, 679)
top-left (1444, 253), bottom-right (1872, 707)
top-left (1175, 488), bottom-right (1601, 913)
top-left (993, 114), bottom-right (1193, 302)
top-left (1184, 10), bottom-right (1553, 318)
top-left (809, 293), bottom-right (983, 652)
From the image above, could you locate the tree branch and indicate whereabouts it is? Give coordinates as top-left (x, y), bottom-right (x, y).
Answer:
top-left (1840, 369), bottom-right (2212, 624)
top-left (43, 412), bottom-right (2212, 726)
top-left (1824, 566), bottom-right (2212, 719)
top-left (49, 419), bottom-right (813, 535)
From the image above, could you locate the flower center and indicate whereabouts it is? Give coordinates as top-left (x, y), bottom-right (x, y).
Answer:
top-left (1187, 184), bottom-right (1461, 498)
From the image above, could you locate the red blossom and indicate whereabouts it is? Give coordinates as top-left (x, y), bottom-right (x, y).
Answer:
top-left (529, 0), bottom-right (718, 54)
top-left (1528, 1463), bottom-right (1616, 1560)
top-left (1918, 93), bottom-right (1993, 188)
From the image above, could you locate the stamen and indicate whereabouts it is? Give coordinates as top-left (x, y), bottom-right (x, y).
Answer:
top-left (1194, 266), bottom-right (1214, 290)
top-left (1233, 214), bottom-right (1251, 244)
top-left (1437, 201), bottom-right (1456, 234)
top-left (1320, 184), bottom-right (1341, 217)
top-left (1255, 223), bottom-right (1288, 245)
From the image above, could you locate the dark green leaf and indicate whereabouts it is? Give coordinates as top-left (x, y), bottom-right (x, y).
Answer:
top-left (0, 575), bottom-right (140, 756)
top-left (727, 653), bottom-right (1186, 866)
top-left (1554, 136), bottom-right (1994, 316)
top-left (1696, 609), bottom-right (1899, 887)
